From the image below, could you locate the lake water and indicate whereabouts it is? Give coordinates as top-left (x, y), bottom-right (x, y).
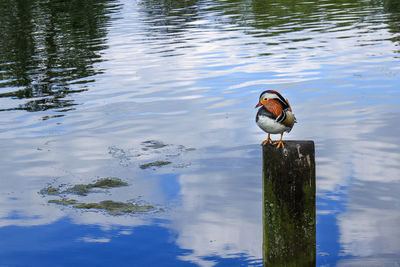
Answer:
top-left (1, 0), bottom-right (400, 266)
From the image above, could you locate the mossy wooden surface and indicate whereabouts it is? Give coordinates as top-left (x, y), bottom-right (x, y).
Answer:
top-left (262, 141), bottom-right (316, 266)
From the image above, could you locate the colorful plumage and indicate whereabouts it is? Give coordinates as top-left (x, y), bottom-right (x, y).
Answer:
top-left (255, 90), bottom-right (296, 149)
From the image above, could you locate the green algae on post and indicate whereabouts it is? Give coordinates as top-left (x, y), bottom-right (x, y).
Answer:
top-left (139, 160), bottom-right (171, 169)
top-left (48, 198), bottom-right (77, 205)
top-left (73, 200), bottom-right (154, 215)
top-left (63, 177), bottom-right (128, 196)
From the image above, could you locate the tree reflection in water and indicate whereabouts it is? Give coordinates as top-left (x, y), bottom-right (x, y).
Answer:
top-left (0, 0), bottom-right (120, 112)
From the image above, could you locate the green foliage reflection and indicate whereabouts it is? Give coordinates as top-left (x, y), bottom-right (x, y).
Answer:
top-left (0, 0), bottom-right (120, 112)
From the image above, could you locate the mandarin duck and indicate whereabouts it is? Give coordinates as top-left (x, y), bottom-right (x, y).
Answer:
top-left (255, 90), bottom-right (296, 149)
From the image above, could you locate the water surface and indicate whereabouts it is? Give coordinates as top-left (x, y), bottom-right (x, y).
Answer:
top-left (1, 0), bottom-right (400, 266)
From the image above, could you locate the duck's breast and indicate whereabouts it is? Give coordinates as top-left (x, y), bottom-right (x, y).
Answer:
top-left (257, 115), bottom-right (288, 134)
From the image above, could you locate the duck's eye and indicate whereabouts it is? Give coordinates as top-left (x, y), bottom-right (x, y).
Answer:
top-left (263, 98), bottom-right (268, 101)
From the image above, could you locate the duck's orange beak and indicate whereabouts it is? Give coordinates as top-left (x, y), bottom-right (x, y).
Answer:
top-left (255, 101), bottom-right (262, 108)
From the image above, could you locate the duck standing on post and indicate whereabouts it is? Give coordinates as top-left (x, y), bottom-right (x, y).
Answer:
top-left (255, 90), bottom-right (296, 149)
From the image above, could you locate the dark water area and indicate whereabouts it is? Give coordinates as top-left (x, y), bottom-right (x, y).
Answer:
top-left (1, 0), bottom-right (400, 266)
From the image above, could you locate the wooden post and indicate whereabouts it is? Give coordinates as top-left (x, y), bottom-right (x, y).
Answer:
top-left (262, 141), bottom-right (315, 266)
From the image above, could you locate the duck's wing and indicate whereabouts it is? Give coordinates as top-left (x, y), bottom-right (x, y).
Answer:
top-left (258, 104), bottom-right (288, 124)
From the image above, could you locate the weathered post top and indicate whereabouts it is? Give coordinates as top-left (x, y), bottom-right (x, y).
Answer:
top-left (262, 140), bottom-right (315, 266)
top-left (263, 140), bottom-right (314, 170)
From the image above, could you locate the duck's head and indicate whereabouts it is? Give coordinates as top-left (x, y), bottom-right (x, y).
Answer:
top-left (255, 90), bottom-right (289, 109)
